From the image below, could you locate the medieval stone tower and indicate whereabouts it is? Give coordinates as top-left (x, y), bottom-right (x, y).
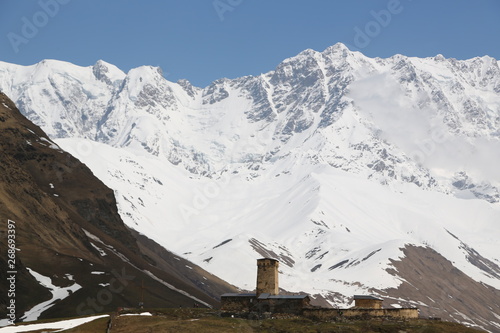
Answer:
top-left (256, 258), bottom-right (279, 296)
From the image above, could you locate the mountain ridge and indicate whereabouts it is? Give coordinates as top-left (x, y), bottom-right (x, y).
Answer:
top-left (1, 43), bottom-right (499, 331)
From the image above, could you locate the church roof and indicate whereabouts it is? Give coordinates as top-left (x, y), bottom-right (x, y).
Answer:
top-left (221, 293), bottom-right (256, 297)
top-left (258, 293), bottom-right (309, 300)
top-left (221, 292), bottom-right (309, 300)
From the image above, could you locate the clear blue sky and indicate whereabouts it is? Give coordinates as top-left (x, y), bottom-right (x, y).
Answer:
top-left (1, 0), bottom-right (499, 87)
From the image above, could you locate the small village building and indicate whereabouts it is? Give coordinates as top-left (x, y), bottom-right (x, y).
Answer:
top-left (220, 258), bottom-right (311, 314)
top-left (353, 295), bottom-right (383, 309)
top-left (220, 259), bottom-right (417, 319)
top-left (257, 293), bottom-right (310, 313)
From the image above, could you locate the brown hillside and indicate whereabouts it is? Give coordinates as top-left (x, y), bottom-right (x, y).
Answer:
top-left (0, 92), bottom-right (237, 322)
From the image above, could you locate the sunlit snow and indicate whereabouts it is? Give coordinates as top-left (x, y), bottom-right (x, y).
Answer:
top-left (19, 268), bottom-right (81, 322)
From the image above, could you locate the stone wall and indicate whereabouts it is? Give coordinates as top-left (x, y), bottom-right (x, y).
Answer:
top-left (267, 298), bottom-right (310, 314)
top-left (303, 308), bottom-right (419, 321)
top-left (221, 296), bottom-right (311, 314)
top-left (354, 299), bottom-right (382, 309)
top-left (220, 296), bottom-right (255, 312)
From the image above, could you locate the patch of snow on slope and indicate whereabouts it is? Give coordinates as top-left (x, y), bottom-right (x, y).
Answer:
top-left (0, 315), bottom-right (108, 332)
top-left (19, 269), bottom-right (81, 322)
top-left (119, 312), bottom-right (153, 316)
top-left (90, 242), bottom-right (107, 256)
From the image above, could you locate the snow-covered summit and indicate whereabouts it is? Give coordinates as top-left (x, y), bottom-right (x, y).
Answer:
top-left (92, 59), bottom-right (126, 85)
top-left (1, 44), bottom-right (499, 329)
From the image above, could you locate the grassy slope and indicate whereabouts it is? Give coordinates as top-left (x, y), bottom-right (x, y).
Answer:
top-left (9, 309), bottom-right (486, 333)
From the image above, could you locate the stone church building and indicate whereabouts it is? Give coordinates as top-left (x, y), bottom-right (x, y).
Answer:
top-left (220, 258), bottom-right (310, 313)
top-left (220, 257), bottom-right (419, 319)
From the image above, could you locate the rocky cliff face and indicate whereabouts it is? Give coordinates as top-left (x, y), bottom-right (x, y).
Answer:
top-left (0, 44), bottom-right (499, 331)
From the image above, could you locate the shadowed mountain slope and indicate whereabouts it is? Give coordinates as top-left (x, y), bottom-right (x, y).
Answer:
top-left (0, 92), bottom-right (236, 323)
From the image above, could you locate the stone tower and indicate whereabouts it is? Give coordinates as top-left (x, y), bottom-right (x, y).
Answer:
top-left (256, 258), bottom-right (279, 296)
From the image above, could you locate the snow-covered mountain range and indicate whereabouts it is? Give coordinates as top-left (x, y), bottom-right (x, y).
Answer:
top-left (1, 43), bottom-right (499, 330)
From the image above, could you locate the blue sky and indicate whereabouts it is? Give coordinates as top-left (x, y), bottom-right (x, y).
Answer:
top-left (1, 0), bottom-right (499, 87)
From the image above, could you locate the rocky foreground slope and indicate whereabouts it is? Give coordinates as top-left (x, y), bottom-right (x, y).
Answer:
top-left (0, 92), bottom-right (236, 324)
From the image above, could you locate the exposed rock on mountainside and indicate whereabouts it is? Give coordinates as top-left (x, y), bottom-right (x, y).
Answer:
top-left (381, 245), bottom-right (500, 331)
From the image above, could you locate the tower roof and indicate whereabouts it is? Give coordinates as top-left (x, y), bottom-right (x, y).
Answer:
top-left (257, 257), bottom-right (279, 262)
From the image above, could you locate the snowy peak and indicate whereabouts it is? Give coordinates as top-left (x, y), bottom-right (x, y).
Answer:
top-left (1, 45), bottom-right (500, 331)
top-left (122, 65), bottom-right (173, 107)
top-left (92, 59), bottom-right (125, 85)
top-left (324, 42), bottom-right (351, 54)
top-left (1, 48), bottom-right (499, 196)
